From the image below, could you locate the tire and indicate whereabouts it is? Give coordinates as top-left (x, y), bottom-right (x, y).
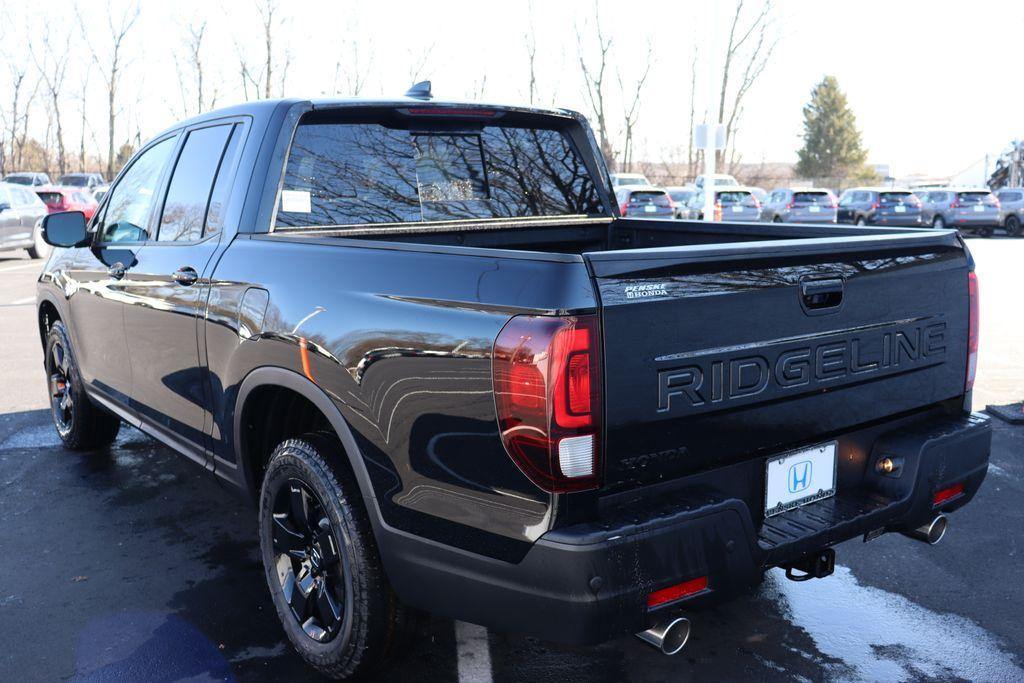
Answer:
top-left (1007, 215), bottom-right (1022, 237)
top-left (44, 320), bottom-right (121, 450)
top-left (933, 216), bottom-right (945, 230)
top-left (27, 221), bottom-right (50, 259)
top-left (855, 217), bottom-right (867, 227)
top-left (772, 216), bottom-right (783, 223)
top-left (259, 433), bottom-right (408, 679)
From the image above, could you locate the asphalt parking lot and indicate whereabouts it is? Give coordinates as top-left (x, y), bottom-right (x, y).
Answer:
top-left (1, 237), bottom-right (1023, 682)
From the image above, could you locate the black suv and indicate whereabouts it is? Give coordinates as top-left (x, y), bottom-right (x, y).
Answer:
top-left (837, 187), bottom-right (924, 226)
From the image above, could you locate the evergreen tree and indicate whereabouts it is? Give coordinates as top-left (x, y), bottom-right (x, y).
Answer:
top-left (796, 76), bottom-right (868, 180)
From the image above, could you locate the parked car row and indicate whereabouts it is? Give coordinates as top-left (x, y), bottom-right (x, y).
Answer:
top-left (610, 173), bottom-right (1020, 237)
top-left (0, 178), bottom-right (103, 258)
top-left (2, 171), bottom-right (106, 194)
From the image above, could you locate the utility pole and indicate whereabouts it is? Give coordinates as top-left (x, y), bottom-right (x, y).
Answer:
top-left (702, 4), bottom-right (721, 223)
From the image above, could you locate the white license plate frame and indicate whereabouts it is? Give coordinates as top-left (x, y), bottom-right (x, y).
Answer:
top-left (764, 442), bottom-right (837, 517)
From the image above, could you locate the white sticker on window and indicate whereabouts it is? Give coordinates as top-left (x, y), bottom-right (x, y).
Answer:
top-left (281, 190), bottom-right (311, 213)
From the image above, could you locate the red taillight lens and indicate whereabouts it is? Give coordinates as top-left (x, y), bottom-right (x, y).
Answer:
top-left (620, 202), bottom-right (629, 215)
top-left (647, 576), bottom-right (708, 608)
top-left (493, 315), bottom-right (602, 493)
top-left (933, 482), bottom-right (964, 506)
top-left (966, 271), bottom-right (979, 392)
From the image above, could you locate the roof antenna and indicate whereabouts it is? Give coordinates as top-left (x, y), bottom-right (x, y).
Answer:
top-left (405, 80), bottom-right (432, 100)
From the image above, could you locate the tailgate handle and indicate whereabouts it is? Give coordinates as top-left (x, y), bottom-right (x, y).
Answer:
top-left (800, 278), bottom-right (844, 313)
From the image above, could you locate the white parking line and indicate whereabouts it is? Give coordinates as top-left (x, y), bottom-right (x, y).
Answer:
top-left (0, 263), bottom-right (42, 274)
top-left (8, 297), bottom-right (34, 306)
top-left (455, 621), bottom-right (493, 683)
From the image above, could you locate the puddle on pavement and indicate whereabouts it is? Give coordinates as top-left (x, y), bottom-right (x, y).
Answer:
top-left (0, 422), bottom-right (150, 450)
top-left (767, 565), bottom-right (1023, 682)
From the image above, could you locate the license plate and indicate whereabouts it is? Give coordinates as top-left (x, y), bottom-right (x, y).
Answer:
top-left (644, 205), bottom-right (657, 213)
top-left (808, 205), bottom-right (821, 212)
top-left (731, 205), bottom-right (744, 213)
top-left (894, 205), bottom-right (906, 213)
top-left (974, 204), bottom-right (985, 212)
top-left (765, 442), bottom-right (837, 516)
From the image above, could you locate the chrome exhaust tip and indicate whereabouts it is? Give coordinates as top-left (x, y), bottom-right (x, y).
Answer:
top-left (902, 514), bottom-right (948, 545)
top-left (636, 617), bottom-right (691, 655)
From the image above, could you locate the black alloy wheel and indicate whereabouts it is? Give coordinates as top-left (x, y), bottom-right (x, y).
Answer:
top-left (271, 478), bottom-right (351, 643)
top-left (47, 336), bottom-right (74, 438)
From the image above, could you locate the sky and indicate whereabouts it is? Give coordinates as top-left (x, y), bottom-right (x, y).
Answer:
top-left (3, 0), bottom-right (1023, 183)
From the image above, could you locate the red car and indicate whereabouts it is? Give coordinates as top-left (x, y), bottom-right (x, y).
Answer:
top-left (34, 185), bottom-right (98, 220)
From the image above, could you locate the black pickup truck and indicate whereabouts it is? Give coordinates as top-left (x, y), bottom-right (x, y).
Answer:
top-left (36, 93), bottom-right (990, 677)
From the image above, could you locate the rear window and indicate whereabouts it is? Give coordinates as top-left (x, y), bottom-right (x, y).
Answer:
top-left (997, 191), bottom-right (1022, 203)
top-left (880, 192), bottom-right (916, 204)
top-left (37, 192), bottom-right (62, 204)
top-left (668, 190), bottom-right (694, 202)
top-left (957, 192), bottom-right (995, 204)
top-left (629, 190), bottom-right (671, 207)
top-left (793, 191), bottom-right (831, 204)
top-left (717, 190), bottom-right (753, 204)
top-left (276, 119), bottom-right (602, 228)
top-left (59, 175), bottom-right (89, 187)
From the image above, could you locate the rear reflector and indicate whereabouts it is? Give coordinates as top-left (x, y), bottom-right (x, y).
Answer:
top-left (966, 271), bottom-right (979, 392)
top-left (647, 576), bottom-right (708, 609)
top-left (933, 483), bottom-right (964, 506)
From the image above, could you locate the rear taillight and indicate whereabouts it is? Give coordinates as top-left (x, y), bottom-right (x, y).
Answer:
top-left (950, 201), bottom-right (959, 209)
top-left (785, 201), bottom-right (795, 209)
top-left (620, 202), bottom-right (629, 215)
top-left (993, 198), bottom-right (1001, 209)
top-left (871, 202), bottom-right (880, 210)
top-left (493, 315), bottom-right (602, 492)
top-left (751, 197), bottom-right (762, 209)
top-left (966, 271), bottom-right (979, 392)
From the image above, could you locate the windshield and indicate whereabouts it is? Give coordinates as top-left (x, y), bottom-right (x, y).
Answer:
top-left (276, 119), bottom-right (602, 228)
top-left (37, 192), bottom-right (63, 205)
top-left (58, 175), bottom-right (90, 187)
top-left (793, 191), bottom-right (832, 204)
top-left (4, 175), bottom-right (32, 185)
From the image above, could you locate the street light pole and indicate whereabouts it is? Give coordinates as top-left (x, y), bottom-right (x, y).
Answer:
top-left (702, 4), bottom-right (720, 223)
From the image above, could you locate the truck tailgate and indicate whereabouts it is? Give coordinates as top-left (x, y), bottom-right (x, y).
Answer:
top-left (585, 232), bottom-right (970, 491)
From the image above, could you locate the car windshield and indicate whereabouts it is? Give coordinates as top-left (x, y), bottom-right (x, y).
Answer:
top-left (880, 192), bottom-right (916, 204)
top-left (717, 190), bottom-right (752, 205)
top-left (793, 192), bottom-right (831, 204)
top-left (957, 192), bottom-right (994, 204)
top-left (276, 119), bottom-right (603, 228)
top-left (629, 190), bottom-right (671, 207)
top-left (37, 192), bottom-right (63, 204)
top-left (59, 175), bottom-right (90, 187)
top-left (4, 175), bottom-right (32, 185)
top-left (668, 190), bottom-right (694, 202)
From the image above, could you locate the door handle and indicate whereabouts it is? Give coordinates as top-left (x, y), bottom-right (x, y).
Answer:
top-left (108, 262), bottom-right (126, 279)
top-left (800, 278), bottom-right (844, 313)
top-left (173, 266), bottom-right (199, 286)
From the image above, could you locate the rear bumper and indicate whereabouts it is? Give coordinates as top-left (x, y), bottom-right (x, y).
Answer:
top-left (870, 215), bottom-right (923, 226)
top-left (378, 412), bottom-right (991, 645)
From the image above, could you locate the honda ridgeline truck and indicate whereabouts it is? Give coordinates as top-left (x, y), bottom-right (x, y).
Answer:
top-left (36, 90), bottom-right (991, 677)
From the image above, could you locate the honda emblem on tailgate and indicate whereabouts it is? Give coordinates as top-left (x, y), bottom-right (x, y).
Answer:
top-left (788, 461), bottom-right (812, 493)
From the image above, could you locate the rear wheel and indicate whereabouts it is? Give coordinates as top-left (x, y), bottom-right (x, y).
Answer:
top-left (772, 216), bottom-right (783, 223)
top-left (933, 216), bottom-right (945, 230)
top-left (45, 321), bottom-right (121, 450)
top-left (855, 217), bottom-right (866, 226)
top-left (259, 433), bottom-right (409, 679)
top-left (1007, 215), bottom-right (1022, 237)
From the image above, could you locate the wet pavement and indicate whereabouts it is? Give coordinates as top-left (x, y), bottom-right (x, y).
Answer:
top-left (2, 240), bottom-right (1024, 682)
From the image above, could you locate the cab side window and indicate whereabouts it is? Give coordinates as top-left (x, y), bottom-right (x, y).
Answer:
top-left (99, 136), bottom-right (176, 243)
top-left (157, 124), bottom-right (235, 242)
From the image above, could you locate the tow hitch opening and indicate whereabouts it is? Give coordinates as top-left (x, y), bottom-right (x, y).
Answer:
top-left (783, 548), bottom-right (836, 582)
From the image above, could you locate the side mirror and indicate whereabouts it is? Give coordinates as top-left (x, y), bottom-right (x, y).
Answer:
top-left (0, 201), bottom-right (10, 212)
top-left (42, 211), bottom-right (89, 248)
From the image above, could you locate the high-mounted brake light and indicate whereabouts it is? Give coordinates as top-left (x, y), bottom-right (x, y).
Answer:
top-left (966, 271), bottom-right (979, 392)
top-left (647, 576), bottom-right (709, 609)
top-left (492, 315), bottom-right (602, 493)
top-left (404, 107), bottom-right (498, 117)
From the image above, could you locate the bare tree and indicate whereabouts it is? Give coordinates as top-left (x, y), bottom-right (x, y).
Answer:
top-left (686, 44), bottom-right (699, 178)
top-left (576, 2), bottom-right (614, 165)
top-left (238, 0), bottom-right (290, 100)
top-left (715, 0), bottom-right (778, 170)
top-left (32, 27), bottom-right (72, 176)
top-left (617, 43), bottom-right (653, 173)
top-left (174, 21), bottom-right (218, 117)
top-left (329, 32), bottom-right (373, 96)
top-left (407, 44), bottom-right (435, 84)
top-left (3, 62), bottom-right (31, 173)
top-left (524, 2), bottom-right (538, 104)
top-left (85, 2), bottom-right (140, 179)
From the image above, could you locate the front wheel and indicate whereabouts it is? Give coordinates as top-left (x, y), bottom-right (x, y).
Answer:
top-left (28, 222), bottom-right (50, 259)
top-left (259, 433), bottom-right (409, 679)
top-left (45, 320), bottom-right (121, 450)
top-left (1007, 215), bottom-right (1022, 237)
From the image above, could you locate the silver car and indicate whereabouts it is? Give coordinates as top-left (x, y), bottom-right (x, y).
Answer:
top-left (995, 187), bottom-right (1024, 237)
top-left (760, 188), bottom-right (838, 224)
top-left (920, 188), bottom-right (1000, 237)
top-left (665, 185), bottom-right (696, 219)
top-left (0, 182), bottom-right (50, 258)
top-left (615, 185), bottom-right (675, 219)
top-left (685, 186), bottom-right (761, 222)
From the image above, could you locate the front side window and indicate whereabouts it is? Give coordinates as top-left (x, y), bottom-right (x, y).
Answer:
top-left (158, 124), bottom-right (234, 242)
top-left (99, 137), bottom-right (176, 243)
top-left (276, 118), bottom-right (602, 229)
